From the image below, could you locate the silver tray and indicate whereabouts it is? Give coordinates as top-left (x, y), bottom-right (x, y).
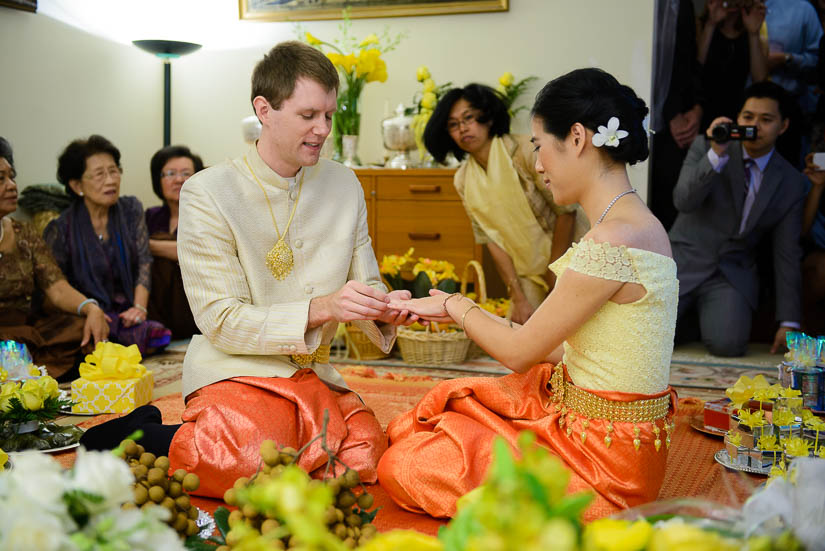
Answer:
top-left (713, 449), bottom-right (771, 476)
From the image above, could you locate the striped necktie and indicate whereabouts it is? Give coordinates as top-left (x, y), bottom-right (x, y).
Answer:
top-left (739, 159), bottom-right (757, 234)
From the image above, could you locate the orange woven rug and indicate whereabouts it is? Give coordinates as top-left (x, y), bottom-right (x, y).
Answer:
top-left (51, 369), bottom-right (761, 536)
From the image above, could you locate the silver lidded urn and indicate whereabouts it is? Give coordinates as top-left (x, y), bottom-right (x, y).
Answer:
top-left (381, 103), bottom-right (417, 169)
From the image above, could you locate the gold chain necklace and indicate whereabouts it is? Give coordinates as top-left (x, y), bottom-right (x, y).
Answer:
top-left (244, 156), bottom-right (304, 280)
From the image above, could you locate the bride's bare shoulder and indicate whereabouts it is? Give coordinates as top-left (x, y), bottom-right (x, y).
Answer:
top-left (583, 213), bottom-right (672, 258)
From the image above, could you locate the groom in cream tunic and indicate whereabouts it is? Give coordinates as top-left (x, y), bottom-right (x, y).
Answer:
top-left (168, 41), bottom-right (414, 498)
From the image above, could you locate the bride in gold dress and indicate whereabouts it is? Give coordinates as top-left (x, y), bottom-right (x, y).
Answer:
top-left (377, 68), bottom-right (678, 521)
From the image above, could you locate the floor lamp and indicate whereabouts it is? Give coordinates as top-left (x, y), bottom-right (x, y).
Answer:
top-left (133, 40), bottom-right (202, 147)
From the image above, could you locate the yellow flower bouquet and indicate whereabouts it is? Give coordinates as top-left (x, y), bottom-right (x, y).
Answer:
top-left (300, 9), bottom-right (404, 163)
top-left (379, 248), bottom-right (459, 298)
top-left (495, 71), bottom-right (538, 117)
top-left (410, 66), bottom-right (452, 161)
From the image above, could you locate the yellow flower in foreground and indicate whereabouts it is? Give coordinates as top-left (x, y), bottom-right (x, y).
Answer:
top-left (583, 518), bottom-right (652, 551)
top-left (780, 387), bottom-right (802, 399)
top-left (0, 382), bottom-right (18, 412)
top-left (648, 521), bottom-right (739, 551)
top-left (359, 33), bottom-right (380, 47)
top-left (499, 71), bottom-right (514, 87)
top-left (0, 448), bottom-right (6, 471)
top-left (305, 31), bottom-right (322, 46)
top-left (416, 65), bottom-right (431, 82)
top-left (17, 378), bottom-right (46, 410)
top-left (37, 375), bottom-right (60, 400)
top-left (358, 529), bottom-right (442, 551)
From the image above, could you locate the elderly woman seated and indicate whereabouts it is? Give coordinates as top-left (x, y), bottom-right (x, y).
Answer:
top-left (145, 145), bottom-right (203, 339)
top-left (0, 137), bottom-right (109, 380)
top-left (44, 135), bottom-right (171, 355)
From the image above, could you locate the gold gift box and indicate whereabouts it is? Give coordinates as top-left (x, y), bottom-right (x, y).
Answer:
top-left (71, 371), bottom-right (154, 414)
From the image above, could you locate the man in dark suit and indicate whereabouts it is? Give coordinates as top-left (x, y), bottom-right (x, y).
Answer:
top-left (670, 81), bottom-right (807, 357)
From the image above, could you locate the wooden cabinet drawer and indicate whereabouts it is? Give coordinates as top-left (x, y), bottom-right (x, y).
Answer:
top-left (374, 174), bottom-right (459, 201)
top-left (375, 200), bottom-right (476, 268)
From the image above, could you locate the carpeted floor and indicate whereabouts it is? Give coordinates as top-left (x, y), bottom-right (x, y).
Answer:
top-left (47, 339), bottom-right (784, 535)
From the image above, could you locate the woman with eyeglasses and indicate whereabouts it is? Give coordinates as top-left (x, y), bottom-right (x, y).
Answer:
top-left (0, 137), bottom-right (109, 380)
top-left (144, 145), bottom-right (203, 339)
top-left (44, 135), bottom-right (171, 355)
top-left (423, 84), bottom-right (586, 324)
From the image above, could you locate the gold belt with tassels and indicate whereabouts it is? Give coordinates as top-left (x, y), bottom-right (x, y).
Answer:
top-left (548, 364), bottom-right (673, 451)
top-left (291, 345), bottom-right (331, 367)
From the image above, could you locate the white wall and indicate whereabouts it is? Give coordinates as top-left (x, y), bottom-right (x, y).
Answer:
top-left (1, 0), bottom-right (654, 209)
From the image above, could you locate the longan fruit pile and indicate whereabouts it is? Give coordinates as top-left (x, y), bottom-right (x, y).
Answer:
top-left (220, 440), bottom-right (378, 550)
top-left (117, 439), bottom-right (201, 538)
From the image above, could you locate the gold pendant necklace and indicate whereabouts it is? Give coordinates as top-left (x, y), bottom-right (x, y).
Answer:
top-left (244, 156), bottom-right (304, 280)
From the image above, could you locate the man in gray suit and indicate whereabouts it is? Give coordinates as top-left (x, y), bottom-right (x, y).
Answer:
top-left (670, 81), bottom-right (807, 357)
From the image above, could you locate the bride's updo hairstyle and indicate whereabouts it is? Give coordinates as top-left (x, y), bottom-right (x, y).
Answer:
top-left (531, 68), bottom-right (649, 166)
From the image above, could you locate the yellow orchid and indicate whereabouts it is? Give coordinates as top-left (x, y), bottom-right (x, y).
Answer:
top-left (779, 386), bottom-right (801, 399)
top-left (801, 409), bottom-right (816, 425)
top-left (499, 71), bottom-right (514, 87)
top-left (772, 408), bottom-right (796, 427)
top-left (305, 31), bottom-right (322, 46)
top-left (359, 33), bottom-right (379, 47)
top-left (0, 367), bottom-right (6, 383)
top-left (726, 430), bottom-right (742, 447)
top-left (757, 434), bottom-right (781, 451)
top-left (783, 437), bottom-right (810, 458)
top-left (0, 448), bottom-right (6, 471)
top-left (725, 374), bottom-right (769, 408)
top-left (416, 65), bottom-right (431, 82)
top-left (422, 78), bottom-right (436, 93)
top-left (818, 446), bottom-right (825, 459)
top-left (738, 409), bottom-right (767, 428)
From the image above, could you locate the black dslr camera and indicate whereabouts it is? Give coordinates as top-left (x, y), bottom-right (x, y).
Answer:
top-left (710, 123), bottom-right (757, 144)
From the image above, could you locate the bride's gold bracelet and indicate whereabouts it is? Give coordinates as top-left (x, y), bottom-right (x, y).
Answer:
top-left (442, 292), bottom-right (462, 315)
top-left (460, 304), bottom-right (481, 331)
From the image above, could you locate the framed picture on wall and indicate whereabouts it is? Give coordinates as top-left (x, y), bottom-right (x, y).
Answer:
top-left (239, 0), bottom-right (508, 21)
top-left (0, 0), bottom-right (36, 12)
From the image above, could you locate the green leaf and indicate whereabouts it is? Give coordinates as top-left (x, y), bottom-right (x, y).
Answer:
top-left (413, 271), bottom-right (433, 298)
top-left (438, 507), bottom-right (482, 551)
top-left (490, 438), bottom-right (517, 483)
top-left (549, 492), bottom-right (593, 520)
top-left (356, 505), bottom-right (380, 524)
top-left (213, 506), bottom-right (231, 541)
top-left (436, 279), bottom-right (459, 294)
top-left (184, 536), bottom-right (222, 550)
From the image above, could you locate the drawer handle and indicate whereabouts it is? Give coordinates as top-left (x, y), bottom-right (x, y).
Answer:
top-left (408, 184), bottom-right (441, 193)
top-left (408, 232), bottom-right (441, 241)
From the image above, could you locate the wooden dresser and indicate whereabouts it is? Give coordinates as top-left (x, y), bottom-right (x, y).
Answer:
top-left (354, 168), bottom-right (483, 272)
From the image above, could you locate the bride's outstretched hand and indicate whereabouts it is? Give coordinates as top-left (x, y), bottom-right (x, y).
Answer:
top-left (387, 289), bottom-right (455, 323)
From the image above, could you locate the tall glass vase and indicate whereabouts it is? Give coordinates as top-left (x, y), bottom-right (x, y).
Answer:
top-left (332, 85), bottom-right (362, 166)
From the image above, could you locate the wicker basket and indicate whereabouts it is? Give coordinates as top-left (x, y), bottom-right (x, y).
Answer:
top-left (397, 324), bottom-right (470, 366)
top-left (345, 323), bottom-right (390, 361)
top-left (461, 260), bottom-right (487, 359)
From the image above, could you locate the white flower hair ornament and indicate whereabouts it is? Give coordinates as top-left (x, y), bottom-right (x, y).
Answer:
top-left (592, 117), bottom-right (629, 148)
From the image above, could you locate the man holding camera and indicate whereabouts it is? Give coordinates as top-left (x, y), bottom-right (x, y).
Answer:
top-left (670, 81), bottom-right (807, 357)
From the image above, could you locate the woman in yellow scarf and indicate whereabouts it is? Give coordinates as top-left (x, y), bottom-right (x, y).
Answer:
top-left (423, 84), bottom-right (586, 323)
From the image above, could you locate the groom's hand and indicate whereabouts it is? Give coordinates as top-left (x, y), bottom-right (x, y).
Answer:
top-left (309, 281), bottom-right (390, 327)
